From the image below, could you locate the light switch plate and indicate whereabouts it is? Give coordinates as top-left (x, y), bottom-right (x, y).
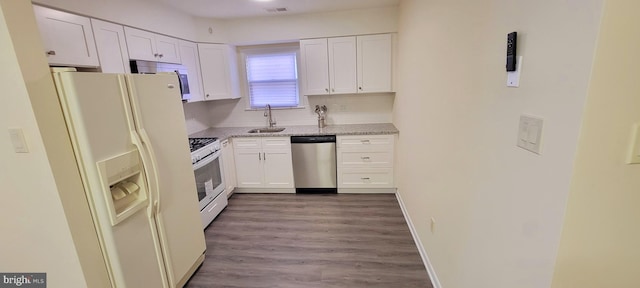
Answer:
top-left (507, 56), bottom-right (523, 87)
top-left (627, 123), bottom-right (640, 164)
top-left (8, 128), bottom-right (29, 153)
top-left (517, 115), bottom-right (543, 154)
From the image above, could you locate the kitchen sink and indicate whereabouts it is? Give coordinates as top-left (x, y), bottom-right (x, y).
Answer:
top-left (247, 127), bottom-right (286, 133)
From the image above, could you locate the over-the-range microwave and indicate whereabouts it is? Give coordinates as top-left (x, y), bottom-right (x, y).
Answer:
top-left (130, 60), bottom-right (191, 101)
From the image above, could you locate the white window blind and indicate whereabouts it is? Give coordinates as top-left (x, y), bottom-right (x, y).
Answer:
top-left (246, 52), bottom-right (299, 108)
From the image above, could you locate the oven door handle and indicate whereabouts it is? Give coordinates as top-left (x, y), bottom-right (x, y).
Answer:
top-left (192, 150), bottom-right (221, 170)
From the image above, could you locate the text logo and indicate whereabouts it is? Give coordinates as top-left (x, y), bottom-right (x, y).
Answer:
top-left (0, 273), bottom-right (46, 288)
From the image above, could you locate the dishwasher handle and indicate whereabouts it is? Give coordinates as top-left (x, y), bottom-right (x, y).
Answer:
top-left (291, 135), bottom-right (336, 143)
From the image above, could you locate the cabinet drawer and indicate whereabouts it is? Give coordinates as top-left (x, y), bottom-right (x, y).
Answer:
top-left (233, 138), bottom-right (261, 149)
top-left (262, 137), bottom-right (291, 150)
top-left (338, 151), bottom-right (393, 167)
top-left (338, 168), bottom-right (394, 188)
top-left (337, 135), bottom-right (394, 151)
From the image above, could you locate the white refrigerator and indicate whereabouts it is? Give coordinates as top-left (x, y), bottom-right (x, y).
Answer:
top-left (50, 68), bottom-right (206, 287)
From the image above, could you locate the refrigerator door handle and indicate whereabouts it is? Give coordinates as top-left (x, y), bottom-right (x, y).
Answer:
top-left (138, 129), bottom-right (162, 214)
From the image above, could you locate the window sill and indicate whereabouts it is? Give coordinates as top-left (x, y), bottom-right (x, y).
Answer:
top-left (244, 106), bottom-right (306, 111)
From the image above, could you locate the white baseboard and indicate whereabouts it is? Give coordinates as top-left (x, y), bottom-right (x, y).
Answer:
top-left (338, 188), bottom-right (396, 194)
top-left (234, 188), bottom-right (295, 193)
top-left (395, 191), bottom-right (442, 288)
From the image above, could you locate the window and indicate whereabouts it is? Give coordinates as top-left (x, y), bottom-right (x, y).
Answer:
top-left (242, 46), bottom-right (301, 109)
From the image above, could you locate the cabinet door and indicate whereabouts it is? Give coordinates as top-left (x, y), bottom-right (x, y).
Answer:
top-left (300, 39), bottom-right (330, 95)
top-left (91, 19), bottom-right (130, 73)
top-left (155, 34), bottom-right (181, 64)
top-left (221, 139), bottom-right (237, 196)
top-left (234, 148), bottom-right (263, 188)
top-left (33, 6), bottom-right (99, 67)
top-left (263, 150), bottom-right (294, 188)
top-left (198, 44), bottom-right (239, 100)
top-left (179, 41), bottom-right (205, 102)
top-left (124, 27), bottom-right (157, 62)
top-left (357, 34), bottom-right (392, 93)
top-left (328, 37), bottom-right (357, 94)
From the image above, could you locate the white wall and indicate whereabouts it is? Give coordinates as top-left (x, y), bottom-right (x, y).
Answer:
top-left (551, 1), bottom-right (640, 287)
top-left (394, 0), bottom-right (603, 287)
top-left (197, 6), bottom-right (398, 45)
top-left (33, 0), bottom-right (198, 40)
top-left (199, 93), bottom-right (394, 129)
top-left (183, 102), bottom-right (210, 134)
top-left (0, 1), bottom-right (110, 287)
top-left (191, 6), bottom-right (398, 130)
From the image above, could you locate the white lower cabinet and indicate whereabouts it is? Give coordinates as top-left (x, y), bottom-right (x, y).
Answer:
top-left (221, 139), bottom-right (237, 197)
top-left (337, 134), bottom-right (395, 191)
top-left (233, 137), bottom-right (294, 191)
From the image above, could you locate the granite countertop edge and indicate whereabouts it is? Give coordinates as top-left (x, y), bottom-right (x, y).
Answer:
top-left (189, 123), bottom-right (399, 141)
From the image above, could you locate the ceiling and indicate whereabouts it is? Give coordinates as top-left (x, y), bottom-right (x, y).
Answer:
top-left (156, 0), bottom-right (400, 19)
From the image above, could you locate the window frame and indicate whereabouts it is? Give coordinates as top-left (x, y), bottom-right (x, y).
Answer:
top-left (238, 43), bottom-right (306, 111)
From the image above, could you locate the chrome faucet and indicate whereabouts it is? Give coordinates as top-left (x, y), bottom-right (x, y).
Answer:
top-left (264, 104), bottom-right (276, 127)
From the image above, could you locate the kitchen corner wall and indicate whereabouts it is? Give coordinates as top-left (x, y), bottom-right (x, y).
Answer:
top-left (551, 1), bottom-right (640, 287)
top-left (1, 1), bottom-right (110, 286)
top-left (187, 6), bottom-right (399, 131)
top-left (394, 0), bottom-right (603, 288)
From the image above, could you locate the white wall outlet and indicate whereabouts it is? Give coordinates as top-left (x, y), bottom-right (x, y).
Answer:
top-left (517, 115), bottom-right (543, 154)
top-left (507, 56), bottom-right (523, 87)
top-left (627, 123), bottom-right (640, 164)
top-left (430, 217), bottom-right (436, 233)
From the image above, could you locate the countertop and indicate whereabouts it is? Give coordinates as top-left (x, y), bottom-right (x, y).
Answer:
top-left (189, 123), bottom-right (399, 141)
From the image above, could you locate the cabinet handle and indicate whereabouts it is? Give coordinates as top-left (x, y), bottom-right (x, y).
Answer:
top-left (359, 87), bottom-right (363, 90)
top-left (263, 152), bottom-right (266, 161)
top-left (46, 50), bottom-right (56, 56)
top-left (325, 88), bottom-right (329, 92)
top-left (361, 140), bottom-right (371, 143)
top-left (206, 94), bottom-right (210, 98)
top-left (361, 156), bottom-right (370, 160)
top-left (259, 153), bottom-right (261, 160)
top-left (159, 54), bottom-right (164, 58)
top-left (154, 53), bottom-right (159, 57)
top-left (361, 177), bottom-right (371, 180)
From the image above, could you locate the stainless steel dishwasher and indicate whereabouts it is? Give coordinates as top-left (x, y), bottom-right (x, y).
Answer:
top-left (290, 135), bottom-right (337, 193)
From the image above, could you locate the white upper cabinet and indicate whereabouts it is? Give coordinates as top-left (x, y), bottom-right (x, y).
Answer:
top-left (328, 37), bottom-right (358, 94)
top-left (154, 34), bottom-right (181, 64)
top-left (300, 38), bottom-right (330, 95)
top-left (124, 27), bottom-right (181, 64)
top-left (198, 43), bottom-right (240, 101)
top-left (357, 34), bottom-right (393, 93)
top-left (178, 41), bottom-right (205, 102)
top-left (300, 34), bottom-right (393, 96)
top-left (91, 19), bottom-right (130, 73)
top-left (33, 5), bottom-right (99, 67)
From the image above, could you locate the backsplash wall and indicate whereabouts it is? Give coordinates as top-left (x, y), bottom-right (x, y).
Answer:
top-left (184, 93), bottom-right (394, 133)
top-left (183, 102), bottom-right (210, 135)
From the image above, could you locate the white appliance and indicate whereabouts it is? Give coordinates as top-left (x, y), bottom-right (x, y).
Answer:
top-left (189, 137), bottom-right (228, 228)
top-left (50, 68), bottom-right (206, 287)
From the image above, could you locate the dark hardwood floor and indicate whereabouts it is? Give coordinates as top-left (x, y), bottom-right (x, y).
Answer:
top-left (185, 193), bottom-right (432, 288)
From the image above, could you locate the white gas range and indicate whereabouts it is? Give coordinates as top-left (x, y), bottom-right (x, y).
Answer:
top-left (189, 137), bottom-right (228, 229)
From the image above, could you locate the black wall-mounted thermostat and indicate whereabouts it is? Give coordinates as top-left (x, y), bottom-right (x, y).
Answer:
top-left (506, 32), bottom-right (517, 72)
